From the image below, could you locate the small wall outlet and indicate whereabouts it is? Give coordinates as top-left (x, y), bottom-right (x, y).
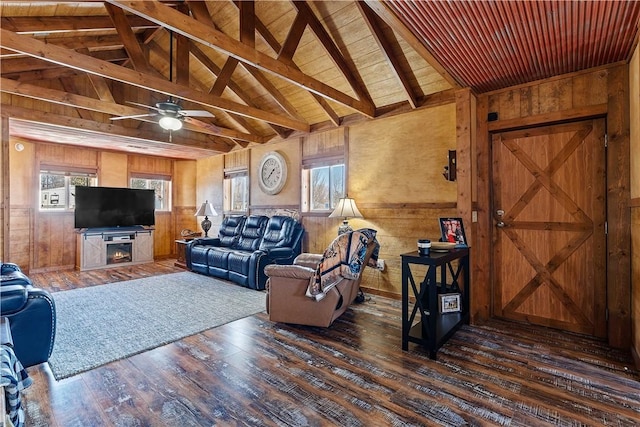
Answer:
top-left (376, 259), bottom-right (385, 271)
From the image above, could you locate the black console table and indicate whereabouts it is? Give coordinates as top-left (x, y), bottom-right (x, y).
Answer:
top-left (401, 248), bottom-right (470, 359)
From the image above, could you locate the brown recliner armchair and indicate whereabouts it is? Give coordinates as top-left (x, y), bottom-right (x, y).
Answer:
top-left (264, 230), bottom-right (378, 327)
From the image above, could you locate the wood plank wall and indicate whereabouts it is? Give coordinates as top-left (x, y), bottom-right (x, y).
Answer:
top-left (5, 140), bottom-right (194, 272)
top-left (1, 117), bottom-right (8, 262)
top-left (194, 105), bottom-right (459, 299)
top-left (2, 60), bottom-right (635, 353)
top-left (629, 44), bottom-right (639, 367)
top-left (477, 63), bottom-right (632, 349)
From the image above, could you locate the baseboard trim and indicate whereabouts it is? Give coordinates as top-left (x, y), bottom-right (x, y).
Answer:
top-left (360, 286), bottom-right (400, 300)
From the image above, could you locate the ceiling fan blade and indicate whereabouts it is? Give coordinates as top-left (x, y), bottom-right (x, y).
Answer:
top-left (125, 101), bottom-right (163, 113)
top-left (180, 110), bottom-right (215, 118)
top-left (110, 113), bottom-right (156, 121)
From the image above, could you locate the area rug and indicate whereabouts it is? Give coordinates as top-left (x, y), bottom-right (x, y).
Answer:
top-left (48, 272), bottom-right (266, 380)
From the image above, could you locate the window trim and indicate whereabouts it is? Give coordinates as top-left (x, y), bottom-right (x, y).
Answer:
top-left (223, 170), bottom-right (249, 214)
top-left (39, 169), bottom-right (98, 212)
top-left (301, 160), bottom-right (345, 214)
top-left (129, 175), bottom-right (172, 212)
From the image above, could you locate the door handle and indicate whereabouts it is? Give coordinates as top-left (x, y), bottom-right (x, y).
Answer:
top-left (496, 221), bottom-right (505, 228)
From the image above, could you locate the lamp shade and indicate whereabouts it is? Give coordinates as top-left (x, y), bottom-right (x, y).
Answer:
top-left (159, 115), bottom-right (183, 131)
top-left (329, 197), bottom-right (363, 219)
top-left (194, 200), bottom-right (217, 217)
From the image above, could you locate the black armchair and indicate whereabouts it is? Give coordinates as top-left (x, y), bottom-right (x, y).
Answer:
top-left (1, 263), bottom-right (56, 368)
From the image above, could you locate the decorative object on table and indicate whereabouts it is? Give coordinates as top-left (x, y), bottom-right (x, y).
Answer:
top-left (258, 151), bottom-right (288, 195)
top-left (431, 242), bottom-right (457, 252)
top-left (329, 196), bottom-right (363, 235)
top-left (180, 229), bottom-right (202, 240)
top-left (439, 293), bottom-right (462, 313)
top-left (439, 217), bottom-right (467, 246)
top-left (417, 239), bottom-right (431, 256)
top-left (194, 200), bottom-right (217, 237)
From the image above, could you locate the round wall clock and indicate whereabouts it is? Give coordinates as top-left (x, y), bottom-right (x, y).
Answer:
top-left (258, 151), bottom-right (288, 195)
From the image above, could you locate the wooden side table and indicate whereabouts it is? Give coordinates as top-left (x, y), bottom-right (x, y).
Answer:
top-left (174, 239), bottom-right (189, 269)
top-left (401, 248), bottom-right (470, 359)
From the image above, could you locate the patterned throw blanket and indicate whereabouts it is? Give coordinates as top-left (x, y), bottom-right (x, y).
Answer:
top-left (1, 344), bottom-right (32, 427)
top-left (306, 228), bottom-right (379, 301)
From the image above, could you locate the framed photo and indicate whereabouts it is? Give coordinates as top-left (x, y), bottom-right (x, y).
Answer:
top-left (439, 293), bottom-right (461, 313)
top-left (439, 217), bottom-right (467, 246)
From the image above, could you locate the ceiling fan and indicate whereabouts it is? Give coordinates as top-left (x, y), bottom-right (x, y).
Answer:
top-left (113, 99), bottom-right (214, 131)
top-left (110, 30), bottom-right (214, 132)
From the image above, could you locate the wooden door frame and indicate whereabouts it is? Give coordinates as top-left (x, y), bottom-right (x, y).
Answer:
top-left (474, 65), bottom-right (631, 348)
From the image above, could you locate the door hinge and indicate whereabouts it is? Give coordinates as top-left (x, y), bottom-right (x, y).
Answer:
top-left (604, 133), bottom-right (608, 147)
top-left (606, 308), bottom-right (609, 321)
top-left (605, 221), bottom-right (608, 235)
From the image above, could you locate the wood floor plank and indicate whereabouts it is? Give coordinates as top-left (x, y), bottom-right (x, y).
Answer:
top-left (19, 260), bottom-right (640, 426)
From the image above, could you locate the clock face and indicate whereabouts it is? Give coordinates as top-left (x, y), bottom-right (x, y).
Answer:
top-left (258, 151), bottom-right (287, 195)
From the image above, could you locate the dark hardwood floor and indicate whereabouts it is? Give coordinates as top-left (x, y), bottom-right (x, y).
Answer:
top-left (22, 260), bottom-right (640, 426)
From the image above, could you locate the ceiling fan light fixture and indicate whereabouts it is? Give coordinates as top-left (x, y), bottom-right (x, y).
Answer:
top-left (158, 115), bottom-right (183, 131)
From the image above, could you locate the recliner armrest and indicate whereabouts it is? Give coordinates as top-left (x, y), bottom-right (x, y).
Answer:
top-left (1, 263), bottom-right (21, 275)
top-left (264, 264), bottom-right (315, 280)
top-left (294, 253), bottom-right (323, 269)
top-left (261, 247), bottom-right (297, 260)
top-left (0, 284), bottom-right (29, 314)
top-left (190, 237), bottom-right (221, 246)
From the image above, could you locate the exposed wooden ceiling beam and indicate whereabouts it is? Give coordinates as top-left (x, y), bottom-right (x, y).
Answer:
top-left (87, 75), bottom-right (116, 103)
top-left (364, 0), bottom-right (462, 89)
top-left (2, 67), bottom-right (84, 82)
top-left (292, 1), bottom-right (373, 106)
top-left (59, 77), bottom-right (101, 122)
top-left (106, 0), bottom-right (375, 117)
top-left (239, 1), bottom-right (256, 49)
top-left (0, 34), bottom-right (124, 58)
top-left (251, 6), bottom-right (340, 126)
top-left (0, 77), bottom-right (265, 145)
top-left (0, 15), bottom-right (157, 34)
top-left (1, 50), bottom-right (129, 74)
top-left (0, 29), bottom-right (310, 132)
top-left (234, 1), bottom-right (305, 128)
top-left (278, 12), bottom-right (306, 62)
top-left (357, 2), bottom-right (418, 109)
top-left (185, 1), bottom-right (291, 139)
top-left (189, 45), bottom-right (264, 136)
top-left (1, 104), bottom-right (230, 154)
top-left (105, 3), bottom-right (157, 75)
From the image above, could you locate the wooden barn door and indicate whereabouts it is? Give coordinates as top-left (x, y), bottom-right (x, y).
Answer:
top-left (491, 119), bottom-right (607, 337)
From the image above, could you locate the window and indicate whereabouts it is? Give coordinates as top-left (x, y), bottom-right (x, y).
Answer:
top-left (224, 172), bottom-right (248, 212)
top-left (130, 177), bottom-right (172, 211)
top-left (40, 170), bottom-right (97, 210)
top-left (302, 163), bottom-right (345, 212)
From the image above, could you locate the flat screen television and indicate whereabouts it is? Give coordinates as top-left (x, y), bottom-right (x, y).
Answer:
top-left (74, 186), bottom-right (155, 229)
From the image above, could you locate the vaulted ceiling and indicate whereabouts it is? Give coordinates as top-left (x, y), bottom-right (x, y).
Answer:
top-left (1, 1), bottom-right (639, 159)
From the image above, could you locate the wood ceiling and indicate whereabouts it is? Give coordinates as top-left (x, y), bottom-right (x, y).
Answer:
top-left (1, 1), bottom-right (639, 159)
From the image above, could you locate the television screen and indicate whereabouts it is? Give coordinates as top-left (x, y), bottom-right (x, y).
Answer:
top-left (74, 186), bottom-right (155, 229)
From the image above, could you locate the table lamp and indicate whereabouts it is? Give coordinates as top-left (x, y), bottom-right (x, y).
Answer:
top-left (329, 196), bottom-right (363, 235)
top-left (194, 200), bottom-right (217, 237)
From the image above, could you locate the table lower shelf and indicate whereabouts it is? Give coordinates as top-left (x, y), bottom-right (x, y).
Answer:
top-left (404, 312), bottom-right (468, 358)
